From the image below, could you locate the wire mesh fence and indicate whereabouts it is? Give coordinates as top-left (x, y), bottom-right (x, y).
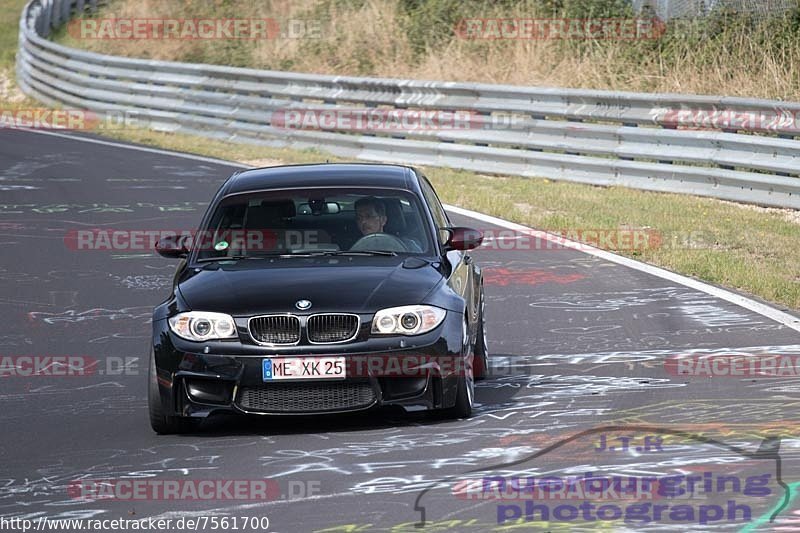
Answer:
top-left (633, 0), bottom-right (797, 20)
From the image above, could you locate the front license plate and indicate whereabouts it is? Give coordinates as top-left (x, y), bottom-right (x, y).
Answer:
top-left (262, 356), bottom-right (346, 381)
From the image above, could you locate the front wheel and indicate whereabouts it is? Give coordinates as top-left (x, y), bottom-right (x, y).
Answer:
top-left (474, 286), bottom-right (488, 380)
top-left (439, 319), bottom-right (474, 419)
top-left (148, 352), bottom-right (199, 435)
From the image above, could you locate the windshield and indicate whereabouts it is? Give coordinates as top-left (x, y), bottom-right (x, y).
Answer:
top-left (194, 188), bottom-right (434, 261)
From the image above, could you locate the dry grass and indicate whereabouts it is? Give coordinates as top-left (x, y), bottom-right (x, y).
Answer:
top-left (53, 0), bottom-right (800, 99)
top-left (0, 0), bottom-right (27, 70)
top-left (0, 69), bottom-right (25, 103)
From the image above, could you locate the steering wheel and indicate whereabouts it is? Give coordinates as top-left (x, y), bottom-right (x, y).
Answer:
top-left (350, 232), bottom-right (409, 252)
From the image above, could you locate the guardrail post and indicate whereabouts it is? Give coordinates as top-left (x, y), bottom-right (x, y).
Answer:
top-left (51, 0), bottom-right (61, 28)
top-left (41, 0), bottom-right (52, 36)
top-left (61, 0), bottom-right (71, 24)
top-left (32, 3), bottom-right (44, 35)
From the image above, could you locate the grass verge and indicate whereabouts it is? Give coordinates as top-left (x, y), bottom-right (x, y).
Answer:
top-left (1, 0), bottom-right (36, 106)
top-left (0, 0), bottom-right (26, 70)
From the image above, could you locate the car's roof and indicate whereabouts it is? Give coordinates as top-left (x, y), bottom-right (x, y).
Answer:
top-left (221, 163), bottom-right (420, 196)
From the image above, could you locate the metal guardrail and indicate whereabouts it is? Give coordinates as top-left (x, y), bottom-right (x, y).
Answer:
top-left (15, 0), bottom-right (800, 209)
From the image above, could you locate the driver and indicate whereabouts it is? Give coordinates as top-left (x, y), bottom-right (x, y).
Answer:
top-left (355, 197), bottom-right (387, 236)
top-left (353, 196), bottom-right (422, 252)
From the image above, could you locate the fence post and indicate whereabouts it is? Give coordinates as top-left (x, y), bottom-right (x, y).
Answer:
top-left (41, 0), bottom-right (52, 36)
top-left (61, 0), bottom-right (71, 24)
top-left (52, 0), bottom-right (62, 29)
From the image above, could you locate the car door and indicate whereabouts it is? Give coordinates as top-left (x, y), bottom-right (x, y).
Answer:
top-left (418, 175), bottom-right (478, 331)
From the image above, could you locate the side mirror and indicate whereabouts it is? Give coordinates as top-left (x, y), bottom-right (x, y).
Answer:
top-left (156, 234), bottom-right (189, 259)
top-left (444, 227), bottom-right (483, 251)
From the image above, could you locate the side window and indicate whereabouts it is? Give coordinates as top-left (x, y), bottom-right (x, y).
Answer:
top-left (419, 176), bottom-right (450, 244)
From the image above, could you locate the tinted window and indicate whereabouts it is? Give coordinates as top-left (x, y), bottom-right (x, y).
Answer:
top-left (195, 188), bottom-right (433, 260)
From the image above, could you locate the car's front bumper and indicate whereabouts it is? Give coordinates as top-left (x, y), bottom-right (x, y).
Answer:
top-left (151, 312), bottom-right (466, 418)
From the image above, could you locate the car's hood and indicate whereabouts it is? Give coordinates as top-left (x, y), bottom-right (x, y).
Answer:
top-left (177, 257), bottom-right (444, 316)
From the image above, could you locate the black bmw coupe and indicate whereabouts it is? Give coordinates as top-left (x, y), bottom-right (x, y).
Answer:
top-left (149, 163), bottom-right (487, 433)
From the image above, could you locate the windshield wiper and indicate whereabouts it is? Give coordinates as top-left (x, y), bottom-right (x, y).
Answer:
top-left (195, 253), bottom-right (296, 263)
top-left (317, 250), bottom-right (398, 257)
top-left (196, 250), bottom-right (398, 263)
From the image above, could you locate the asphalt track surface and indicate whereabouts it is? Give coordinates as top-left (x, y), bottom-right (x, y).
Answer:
top-left (2, 128), bottom-right (800, 532)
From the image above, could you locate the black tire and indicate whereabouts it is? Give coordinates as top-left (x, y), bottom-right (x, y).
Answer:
top-left (439, 319), bottom-right (474, 419)
top-left (446, 369), bottom-right (474, 419)
top-left (474, 286), bottom-right (488, 380)
top-left (148, 352), bottom-right (199, 435)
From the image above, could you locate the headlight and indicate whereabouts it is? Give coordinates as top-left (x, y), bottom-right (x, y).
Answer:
top-left (371, 305), bottom-right (446, 335)
top-left (169, 312), bottom-right (238, 341)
